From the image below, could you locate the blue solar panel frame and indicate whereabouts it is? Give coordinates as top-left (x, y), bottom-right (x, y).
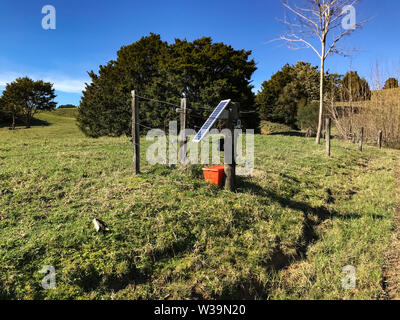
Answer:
top-left (192, 99), bottom-right (231, 143)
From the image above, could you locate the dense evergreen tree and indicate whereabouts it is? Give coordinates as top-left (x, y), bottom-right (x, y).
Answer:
top-left (256, 62), bottom-right (320, 127)
top-left (78, 34), bottom-right (258, 137)
top-left (297, 102), bottom-right (320, 136)
top-left (0, 106), bottom-right (9, 126)
top-left (340, 71), bottom-right (371, 101)
top-left (255, 64), bottom-right (293, 122)
top-left (0, 82), bottom-right (24, 129)
top-left (384, 78), bottom-right (399, 90)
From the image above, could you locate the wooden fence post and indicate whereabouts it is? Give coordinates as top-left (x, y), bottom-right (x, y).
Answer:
top-left (224, 103), bottom-right (239, 191)
top-left (378, 130), bottom-right (383, 149)
top-left (359, 127), bottom-right (364, 152)
top-left (131, 90), bottom-right (140, 174)
top-left (326, 118), bottom-right (331, 157)
top-left (179, 98), bottom-right (187, 163)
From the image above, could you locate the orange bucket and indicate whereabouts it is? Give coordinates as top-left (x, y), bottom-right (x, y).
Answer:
top-left (202, 165), bottom-right (225, 187)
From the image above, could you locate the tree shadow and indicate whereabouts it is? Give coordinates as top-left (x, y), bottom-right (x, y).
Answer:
top-left (0, 117), bottom-right (51, 129)
top-left (269, 131), bottom-right (306, 137)
top-left (30, 117), bottom-right (51, 127)
top-left (236, 176), bottom-right (371, 221)
top-left (235, 177), bottom-right (382, 270)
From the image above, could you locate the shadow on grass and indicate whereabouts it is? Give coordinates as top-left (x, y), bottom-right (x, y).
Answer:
top-left (236, 176), bottom-right (378, 222)
top-left (269, 131), bottom-right (305, 137)
top-left (235, 176), bottom-right (383, 270)
top-left (0, 117), bottom-right (51, 129)
top-left (30, 118), bottom-right (51, 127)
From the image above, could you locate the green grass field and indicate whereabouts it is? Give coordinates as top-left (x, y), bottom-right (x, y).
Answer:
top-left (0, 109), bottom-right (398, 300)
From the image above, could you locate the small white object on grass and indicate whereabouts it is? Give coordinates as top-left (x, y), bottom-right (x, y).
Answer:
top-left (92, 218), bottom-right (110, 233)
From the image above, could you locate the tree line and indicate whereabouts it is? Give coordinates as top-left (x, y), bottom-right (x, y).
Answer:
top-left (78, 33), bottom-right (399, 139)
top-left (254, 62), bottom-right (399, 136)
top-left (1, 33), bottom-right (398, 138)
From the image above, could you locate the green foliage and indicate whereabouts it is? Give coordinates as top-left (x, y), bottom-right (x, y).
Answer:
top-left (0, 108), bottom-right (7, 125)
top-left (384, 78), bottom-right (399, 90)
top-left (324, 73), bottom-right (344, 101)
top-left (0, 81), bottom-right (23, 128)
top-left (0, 77), bottom-right (56, 128)
top-left (256, 62), bottom-right (320, 127)
top-left (297, 102), bottom-right (320, 136)
top-left (340, 71), bottom-right (371, 101)
top-left (78, 34), bottom-right (259, 138)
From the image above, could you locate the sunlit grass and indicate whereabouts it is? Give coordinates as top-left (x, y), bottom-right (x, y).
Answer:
top-left (0, 111), bottom-right (398, 299)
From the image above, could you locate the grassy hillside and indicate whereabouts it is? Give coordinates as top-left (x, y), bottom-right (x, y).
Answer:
top-left (52, 107), bottom-right (79, 119)
top-left (0, 112), bottom-right (398, 299)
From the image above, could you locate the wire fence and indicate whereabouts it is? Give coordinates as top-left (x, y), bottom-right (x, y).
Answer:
top-left (1, 95), bottom-right (257, 159)
top-left (136, 94), bottom-right (255, 115)
top-left (136, 95), bottom-right (181, 108)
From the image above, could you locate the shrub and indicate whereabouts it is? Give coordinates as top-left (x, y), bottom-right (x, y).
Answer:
top-left (384, 78), bottom-right (399, 90)
top-left (297, 102), bottom-right (319, 136)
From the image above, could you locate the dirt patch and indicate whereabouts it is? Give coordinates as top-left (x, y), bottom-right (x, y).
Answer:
top-left (261, 128), bottom-right (272, 135)
top-left (382, 162), bottom-right (400, 300)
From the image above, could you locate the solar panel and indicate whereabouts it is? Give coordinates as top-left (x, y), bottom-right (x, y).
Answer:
top-left (192, 99), bottom-right (231, 143)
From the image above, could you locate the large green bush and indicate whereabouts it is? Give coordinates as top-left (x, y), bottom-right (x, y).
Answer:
top-left (255, 62), bottom-right (320, 127)
top-left (384, 77), bottom-right (399, 90)
top-left (78, 34), bottom-right (259, 137)
top-left (0, 109), bottom-right (4, 124)
top-left (297, 102), bottom-right (320, 136)
top-left (340, 71), bottom-right (371, 101)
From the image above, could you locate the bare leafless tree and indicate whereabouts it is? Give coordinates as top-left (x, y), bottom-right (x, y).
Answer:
top-left (279, 0), bottom-right (366, 144)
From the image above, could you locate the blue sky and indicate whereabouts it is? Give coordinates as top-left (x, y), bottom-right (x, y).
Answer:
top-left (0, 0), bottom-right (399, 106)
